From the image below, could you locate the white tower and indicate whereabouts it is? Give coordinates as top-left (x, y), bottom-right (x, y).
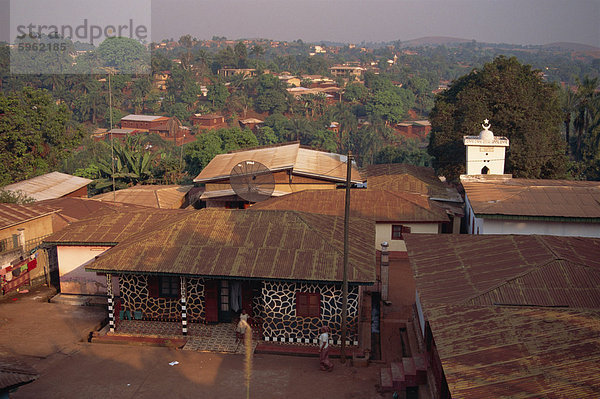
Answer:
top-left (463, 120), bottom-right (509, 175)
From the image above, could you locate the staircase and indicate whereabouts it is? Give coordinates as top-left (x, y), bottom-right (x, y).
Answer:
top-left (380, 354), bottom-right (428, 393)
top-left (379, 320), bottom-right (429, 396)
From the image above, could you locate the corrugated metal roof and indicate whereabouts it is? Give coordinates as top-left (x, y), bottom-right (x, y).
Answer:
top-left (31, 197), bottom-right (144, 222)
top-left (366, 163), bottom-right (462, 202)
top-left (121, 114), bottom-right (169, 122)
top-left (0, 355), bottom-right (38, 390)
top-left (0, 203), bottom-right (56, 230)
top-left (44, 208), bottom-right (190, 245)
top-left (405, 234), bottom-right (600, 309)
top-left (86, 209), bottom-right (376, 283)
top-left (1, 172), bottom-right (92, 201)
top-left (463, 179), bottom-right (600, 218)
top-left (428, 305), bottom-right (600, 399)
top-left (249, 189), bottom-right (449, 222)
top-left (91, 185), bottom-right (192, 209)
top-left (193, 142), bottom-right (363, 184)
top-left (404, 234), bottom-right (600, 398)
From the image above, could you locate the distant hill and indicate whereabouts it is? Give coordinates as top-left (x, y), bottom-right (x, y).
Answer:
top-left (542, 42), bottom-right (600, 52)
top-left (400, 37), bottom-right (472, 48)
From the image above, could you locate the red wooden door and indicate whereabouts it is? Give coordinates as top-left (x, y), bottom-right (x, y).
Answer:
top-left (204, 280), bottom-right (219, 323)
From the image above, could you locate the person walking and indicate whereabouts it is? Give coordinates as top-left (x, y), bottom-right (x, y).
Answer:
top-left (319, 326), bottom-right (334, 371)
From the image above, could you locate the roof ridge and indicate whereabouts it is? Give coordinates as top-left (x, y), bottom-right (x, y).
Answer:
top-left (461, 257), bottom-right (559, 304)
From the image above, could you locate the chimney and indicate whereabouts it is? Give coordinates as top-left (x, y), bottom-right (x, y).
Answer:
top-left (380, 241), bottom-right (389, 301)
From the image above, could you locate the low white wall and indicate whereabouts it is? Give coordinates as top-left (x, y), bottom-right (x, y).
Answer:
top-left (57, 245), bottom-right (112, 295)
top-left (482, 219), bottom-right (600, 237)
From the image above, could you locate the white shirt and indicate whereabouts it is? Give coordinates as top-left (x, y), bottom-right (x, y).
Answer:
top-left (319, 332), bottom-right (329, 349)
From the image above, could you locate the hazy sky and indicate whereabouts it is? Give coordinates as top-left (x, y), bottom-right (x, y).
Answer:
top-left (2, 0), bottom-right (599, 47)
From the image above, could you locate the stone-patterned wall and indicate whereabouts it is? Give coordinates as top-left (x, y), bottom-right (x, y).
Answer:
top-left (119, 275), bottom-right (205, 322)
top-left (261, 281), bottom-right (359, 345)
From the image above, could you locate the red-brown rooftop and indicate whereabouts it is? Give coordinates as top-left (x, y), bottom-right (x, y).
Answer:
top-left (249, 189), bottom-right (449, 222)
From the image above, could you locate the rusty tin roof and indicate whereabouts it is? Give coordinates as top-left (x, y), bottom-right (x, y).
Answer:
top-left (366, 163), bottom-right (463, 202)
top-left (86, 209), bottom-right (376, 284)
top-left (463, 178), bottom-right (600, 219)
top-left (404, 234), bottom-right (600, 398)
top-left (249, 189), bottom-right (449, 222)
top-left (91, 185), bottom-right (193, 209)
top-left (0, 203), bottom-right (56, 230)
top-left (44, 208), bottom-right (190, 245)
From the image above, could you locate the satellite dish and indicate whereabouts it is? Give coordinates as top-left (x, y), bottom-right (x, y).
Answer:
top-left (230, 160), bottom-right (275, 202)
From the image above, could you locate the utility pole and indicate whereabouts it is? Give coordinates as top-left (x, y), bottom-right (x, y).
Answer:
top-left (341, 151), bottom-right (352, 363)
top-left (108, 70), bottom-right (116, 202)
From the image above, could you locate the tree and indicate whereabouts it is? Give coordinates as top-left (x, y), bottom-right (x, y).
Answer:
top-left (561, 87), bottom-right (577, 155)
top-left (0, 190), bottom-right (35, 204)
top-left (184, 127), bottom-right (258, 176)
top-left (0, 87), bottom-right (84, 186)
top-left (207, 82), bottom-right (229, 109)
top-left (375, 141), bottom-right (433, 167)
top-left (573, 77), bottom-right (599, 160)
top-left (95, 36), bottom-right (150, 74)
top-left (254, 73), bottom-right (290, 114)
top-left (428, 56), bottom-right (567, 181)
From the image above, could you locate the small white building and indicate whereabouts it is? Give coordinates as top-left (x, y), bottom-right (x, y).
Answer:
top-left (461, 120), bottom-right (600, 237)
top-left (462, 120), bottom-right (509, 176)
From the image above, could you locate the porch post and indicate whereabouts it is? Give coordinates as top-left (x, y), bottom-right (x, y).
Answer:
top-left (106, 274), bottom-right (115, 333)
top-left (180, 276), bottom-right (187, 336)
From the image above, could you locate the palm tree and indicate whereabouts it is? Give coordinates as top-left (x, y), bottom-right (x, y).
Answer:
top-left (574, 77), bottom-right (599, 160)
top-left (561, 87), bottom-right (577, 155)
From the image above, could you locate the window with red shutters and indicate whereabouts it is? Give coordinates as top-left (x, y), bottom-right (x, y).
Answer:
top-left (296, 292), bottom-right (320, 317)
top-left (391, 225), bottom-right (411, 240)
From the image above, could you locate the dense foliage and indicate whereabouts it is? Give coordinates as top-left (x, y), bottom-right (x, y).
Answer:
top-left (429, 56), bottom-right (567, 181)
top-left (0, 87), bottom-right (84, 186)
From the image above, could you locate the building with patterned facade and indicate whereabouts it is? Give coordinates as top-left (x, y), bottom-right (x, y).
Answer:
top-left (54, 208), bottom-right (375, 346)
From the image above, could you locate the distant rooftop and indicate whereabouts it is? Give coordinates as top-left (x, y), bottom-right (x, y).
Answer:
top-left (1, 172), bottom-right (92, 201)
top-left (121, 115), bottom-right (169, 122)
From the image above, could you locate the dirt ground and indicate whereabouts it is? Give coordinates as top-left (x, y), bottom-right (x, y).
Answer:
top-left (1, 286), bottom-right (387, 399)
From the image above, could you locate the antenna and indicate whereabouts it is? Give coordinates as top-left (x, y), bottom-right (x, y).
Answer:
top-left (230, 160), bottom-right (275, 203)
